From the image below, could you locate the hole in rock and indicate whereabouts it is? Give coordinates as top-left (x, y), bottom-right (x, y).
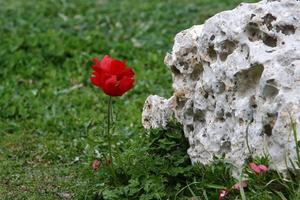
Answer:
top-left (171, 65), bottom-right (181, 75)
top-left (267, 112), bottom-right (278, 118)
top-left (262, 79), bottom-right (279, 98)
top-left (234, 63), bottom-right (264, 94)
top-left (176, 96), bottom-right (187, 109)
top-left (250, 95), bottom-right (257, 109)
top-left (215, 108), bottom-right (224, 120)
top-left (219, 40), bottom-right (237, 61)
top-left (203, 91), bottom-right (209, 99)
top-left (215, 81), bottom-right (226, 93)
top-left (263, 124), bottom-right (273, 136)
top-left (186, 124), bottom-right (194, 133)
top-left (194, 110), bottom-right (205, 123)
top-left (262, 13), bottom-right (277, 30)
top-left (246, 22), bottom-right (277, 47)
top-left (190, 63), bottom-right (203, 81)
top-left (263, 34), bottom-right (277, 47)
top-left (179, 61), bottom-right (189, 71)
top-left (251, 103), bottom-right (257, 109)
top-left (221, 141), bottom-right (231, 152)
top-left (263, 112), bottom-right (277, 136)
top-left (276, 24), bottom-right (296, 35)
top-left (225, 112), bottom-right (232, 118)
top-left (191, 46), bottom-right (198, 54)
top-left (220, 135), bottom-right (232, 153)
top-left (240, 44), bottom-right (250, 60)
top-left (184, 107), bottom-right (194, 120)
top-left (210, 35), bottom-right (215, 41)
top-left (246, 22), bottom-right (261, 42)
top-left (207, 44), bottom-right (217, 61)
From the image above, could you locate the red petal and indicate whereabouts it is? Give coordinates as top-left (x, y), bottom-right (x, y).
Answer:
top-left (92, 57), bottom-right (102, 71)
top-left (110, 59), bottom-right (126, 75)
top-left (118, 77), bottom-right (134, 95)
top-left (90, 73), bottom-right (102, 87)
top-left (92, 57), bottom-right (101, 64)
top-left (99, 55), bottom-right (113, 71)
top-left (90, 71), bottom-right (106, 89)
top-left (120, 67), bottom-right (135, 78)
top-left (99, 55), bottom-right (126, 75)
top-left (102, 75), bottom-right (122, 96)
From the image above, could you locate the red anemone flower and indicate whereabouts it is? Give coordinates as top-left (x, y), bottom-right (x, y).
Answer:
top-left (90, 55), bottom-right (135, 96)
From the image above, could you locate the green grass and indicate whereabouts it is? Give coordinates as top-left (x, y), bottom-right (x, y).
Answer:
top-left (0, 0), bottom-right (299, 199)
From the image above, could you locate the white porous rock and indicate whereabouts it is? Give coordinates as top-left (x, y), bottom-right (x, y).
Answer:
top-left (142, 0), bottom-right (300, 172)
top-left (142, 95), bottom-right (175, 129)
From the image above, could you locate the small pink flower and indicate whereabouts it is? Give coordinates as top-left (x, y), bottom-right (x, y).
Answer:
top-left (258, 164), bottom-right (268, 172)
top-left (249, 162), bottom-right (261, 173)
top-left (219, 189), bottom-right (229, 200)
top-left (249, 162), bottom-right (268, 174)
top-left (232, 181), bottom-right (248, 190)
top-left (92, 160), bottom-right (100, 170)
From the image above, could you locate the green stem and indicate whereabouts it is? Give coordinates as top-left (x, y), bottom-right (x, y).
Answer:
top-left (107, 96), bottom-right (113, 163)
top-left (107, 96), bottom-right (117, 185)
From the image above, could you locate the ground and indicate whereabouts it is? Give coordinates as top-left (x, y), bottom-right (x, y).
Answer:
top-left (1, 0), bottom-right (299, 199)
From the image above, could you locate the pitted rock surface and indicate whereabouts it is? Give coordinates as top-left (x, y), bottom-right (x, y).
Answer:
top-left (142, 0), bottom-right (300, 171)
